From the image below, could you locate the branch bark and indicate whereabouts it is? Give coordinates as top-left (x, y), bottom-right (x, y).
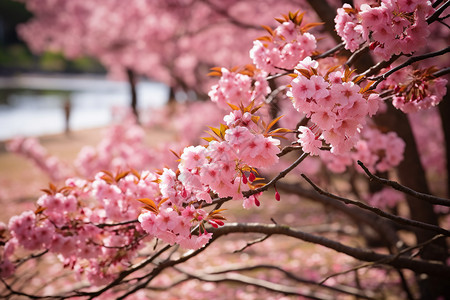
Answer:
top-left (209, 223), bottom-right (450, 277)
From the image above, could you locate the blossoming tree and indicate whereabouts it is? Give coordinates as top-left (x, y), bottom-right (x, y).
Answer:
top-left (1, 0), bottom-right (450, 299)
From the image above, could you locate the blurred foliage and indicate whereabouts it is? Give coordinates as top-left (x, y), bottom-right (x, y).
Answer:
top-left (0, 0), bottom-right (32, 45)
top-left (0, 0), bottom-right (105, 75)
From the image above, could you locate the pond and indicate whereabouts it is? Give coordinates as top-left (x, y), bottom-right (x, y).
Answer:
top-left (0, 74), bottom-right (169, 141)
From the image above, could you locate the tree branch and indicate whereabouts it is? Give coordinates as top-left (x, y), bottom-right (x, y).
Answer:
top-left (319, 234), bottom-right (445, 284)
top-left (301, 174), bottom-right (450, 236)
top-left (209, 223), bottom-right (450, 277)
top-left (242, 152), bottom-right (309, 197)
top-left (276, 180), bottom-right (403, 247)
top-left (176, 269), bottom-right (334, 300)
top-left (358, 160), bottom-right (450, 206)
top-left (369, 46), bottom-right (450, 89)
top-left (427, 0), bottom-right (450, 23)
top-left (207, 264), bottom-right (377, 299)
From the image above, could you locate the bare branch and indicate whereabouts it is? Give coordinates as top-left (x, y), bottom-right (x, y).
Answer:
top-left (265, 85), bottom-right (287, 104)
top-left (1, 278), bottom-right (56, 300)
top-left (346, 45), bottom-right (370, 68)
top-left (176, 268), bottom-right (335, 300)
top-left (359, 55), bottom-right (400, 79)
top-left (209, 223), bottom-right (450, 277)
top-left (427, 0), bottom-right (450, 23)
top-left (233, 234), bottom-right (272, 253)
top-left (278, 144), bottom-right (303, 157)
top-left (207, 264), bottom-right (377, 299)
top-left (276, 181), bottom-right (403, 247)
top-left (312, 42), bottom-right (346, 60)
top-left (115, 240), bottom-right (215, 299)
top-left (369, 46), bottom-right (450, 89)
top-left (358, 161), bottom-right (450, 206)
top-left (320, 234), bottom-right (445, 284)
top-left (242, 152), bottom-right (309, 198)
top-left (431, 66), bottom-right (450, 78)
top-left (301, 174), bottom-right (450, 236)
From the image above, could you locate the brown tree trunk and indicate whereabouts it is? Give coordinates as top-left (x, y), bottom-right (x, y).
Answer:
top-left (375, 104), bottom-right (449, 299)
top-left (438, 90), bottom-right (450, 198)
top-left (126, 68), bottom-right (139, 122)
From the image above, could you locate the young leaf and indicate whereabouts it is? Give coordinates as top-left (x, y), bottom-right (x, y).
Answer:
top-left (208, 126), bottom-right (222, 139)
top-left (227, 103), bottom-right (240, 111)
top-left (138, 198), bottom-right (158, 214)
top-left (115, 170), bottom-right (130, 182)
top-left (360, 81), bottom-right (375, 94)
top-left (261, 25), bottom-right (274, 36)
top-left (295, 68), bottom-right (312, 79)
top-left (300, 22), bottom-right (324, 33)
top-left (202, 136), bottom-right (217, 143)
top-left (34, 206), bottom-right (47, 215)
top-left (265, 115), bottom-right (284, 134)
top-left (170, 149), bottom-right (181, 160)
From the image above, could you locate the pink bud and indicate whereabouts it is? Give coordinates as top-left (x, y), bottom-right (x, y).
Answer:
top-left (249, 172), bottom-right (256, 182)
top-left (369, 42), bottom-right (379, 50)
top-left (242, 174), bottom-right (248, 184)
top-left (255, 198), bottom-right (260, 207)
top-left (275, 191), bottom-right (281, 201)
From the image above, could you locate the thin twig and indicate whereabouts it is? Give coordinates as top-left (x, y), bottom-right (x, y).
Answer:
top-left (76, 244), bottom-right (174, 299)
top-left (278, 144), bottom-right (303, 157)
top-left (319, 234), bottom-right (444, 284)
top-left (358, 161), bottom-right (450, 206)
top-left (92, 219), bottom-right (139, 228)
top-left (265, 85), bottom-right (287, 104)
top-left (346, 45), bottom-right (370, 68)
top-left (210, 223), bottom-right (450, 277)
top-left (427, 0), bottom-right (450, 23)
top-left (301, 174), bottom-right (450, 236)
top-left (174, 268), bottom-right (334, 300)
top-left (312, 42), bottom-right (346, 60)
top-left (242, 152), bottom-right (309, 198)
top-left (431, 66), bottom-right (450, 78)
top-left (207, 264), bottom-right (377, 299)
top-left (369, 46), bottom-right (450, 89)
top-left (359, 55), bottom-right (400, 78)
top-left (234, 234), bottom-right (272, 253)
top-left (0, 278), bottom-right (55, 299)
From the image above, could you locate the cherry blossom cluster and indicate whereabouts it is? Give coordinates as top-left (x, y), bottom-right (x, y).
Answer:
top-left (375, 65), bottom-right (448, 113)
top-left (1, 171), bottom-right (159, 284)
top-left (6, 137), bottom-right (69, 181)
top-left (335, 0), bottom-right (434, 59)
top-left (392, 69), bottom-right (448, 113)
top-left (288, 58), bottom-right (380, 155)
top-left (208, 65), bottom-right (270, 110)
top-left (1, 167), bottom-right (220, 284)
top-left (250, 11), bottom-right (318, 74)
top-left (1, 100), bottom-right (287, 284)
top-left (138, 101), bottom-right (287, 247)
top-left (319, 126), bottom-right (405, 173)
top-left (3, 4), bottom-right (449, 297)
top-left (16, 0), bottom-right (300, 93)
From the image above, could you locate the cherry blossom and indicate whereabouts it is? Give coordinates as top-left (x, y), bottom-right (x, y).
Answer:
top-left (335, 0), bottom-right (435, 59)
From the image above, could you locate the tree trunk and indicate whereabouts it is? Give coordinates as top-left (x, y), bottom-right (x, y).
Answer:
top-left (438, 91), bottom-right (450, 198)
top-left (375, 104), bottom-right (449, 299)
top-left (126, 68), bottom-right (139, 122)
